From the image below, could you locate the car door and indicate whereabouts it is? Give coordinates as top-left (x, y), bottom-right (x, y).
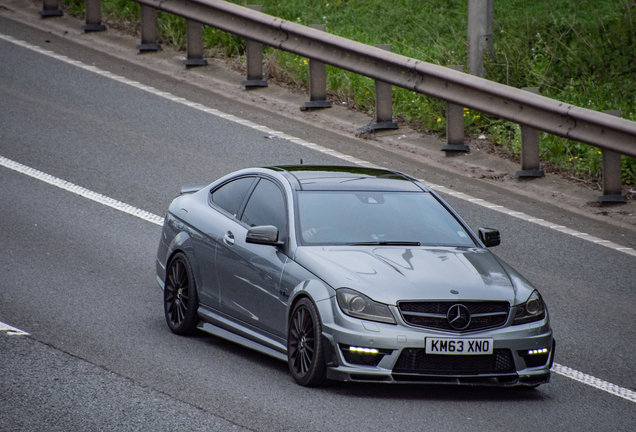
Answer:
top-left (191, 176), bottom-right (257, 309)
top-left (215, 177), bottom-right (289, 338)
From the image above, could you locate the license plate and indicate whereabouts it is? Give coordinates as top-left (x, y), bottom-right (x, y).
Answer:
top-left (425, 338), bottom-right (493, 355)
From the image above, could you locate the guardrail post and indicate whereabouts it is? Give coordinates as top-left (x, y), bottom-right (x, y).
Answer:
top-left (137, 5), bottom-right (161, 52)
top-left (356, 45), bottom-right (398, 133)
top-left (241, 5), bottom-right (268, 88)
top-left (302, 25), bottom-right (331, 110)
top-left (183, 20), bottom-right (208, 67)
top-left (442, 65), bottom-right (469, 153)
top-left (598, 110), bottom-right (627, 203)
top-left (515, 87), bottom-right (545, 177)
top-left (372, 44), bottom-right (398, 130)
top-left (82, 0), bottom-right (106, 32)
top-left (467, 0), bottom-right (493, 78)
top-left (39, 0), bottom-right (63, 18)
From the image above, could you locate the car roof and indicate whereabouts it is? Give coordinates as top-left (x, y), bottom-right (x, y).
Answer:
top-left (271, 165), bottom-right (425, 191)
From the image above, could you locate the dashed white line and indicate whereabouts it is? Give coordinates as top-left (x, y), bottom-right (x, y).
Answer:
top-left (0, 156), bottom-right (164, 227)
top-left (552, 363), bottom-right (636, 403)
top-left (428, 182), bottom-right (636, 257)
top-left (2, 32), bottom-right (636, 403)
top-left (0, 321), bottom-right (29, 336)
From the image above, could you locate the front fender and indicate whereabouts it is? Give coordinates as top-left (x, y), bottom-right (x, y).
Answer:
top-left (287, 279), bottom-right (335, 327)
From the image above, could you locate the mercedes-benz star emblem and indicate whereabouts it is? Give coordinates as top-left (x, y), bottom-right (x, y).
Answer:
top-left (447, 304), bottom-right (471, 330)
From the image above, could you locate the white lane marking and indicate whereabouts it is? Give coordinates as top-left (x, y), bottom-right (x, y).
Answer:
top-left (2, 33), bottom-right (636, 403)
top-left (552, 363), bottom-right (636, 403)
top-left (429, 182), bottom-right (636, 257)
top-left (0, 156), bottom-right (164, 227)
top-left (0, 321), bottom-right (30, 336)
top-left (1, 32), bottom-right (634, 257)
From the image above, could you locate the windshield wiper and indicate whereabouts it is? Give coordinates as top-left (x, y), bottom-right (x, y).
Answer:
top-left (346, 241), bottom-right (421, 246)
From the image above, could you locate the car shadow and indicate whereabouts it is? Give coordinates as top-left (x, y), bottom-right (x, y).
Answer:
top-left (190, 329), bottom-right (549, 402)
top-left (319, 379), bottom-right (548, 402)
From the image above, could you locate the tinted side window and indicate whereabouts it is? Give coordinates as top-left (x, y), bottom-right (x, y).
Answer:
top-left (241, 179), bottom-right (286, 233)
top-left (210, 177), bottom-right (255, 217)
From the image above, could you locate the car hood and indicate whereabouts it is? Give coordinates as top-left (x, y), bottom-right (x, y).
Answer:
top-left (294, 246), bottom-right (535, 305)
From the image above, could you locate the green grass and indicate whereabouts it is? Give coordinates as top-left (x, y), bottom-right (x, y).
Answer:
top-left (61, 0), bottom-right (636, 185)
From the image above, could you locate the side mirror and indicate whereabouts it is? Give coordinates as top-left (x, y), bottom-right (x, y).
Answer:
top-left (246, 225), bottom-right (283, 246)
top-left (478, 228), bottom-right (501, 247)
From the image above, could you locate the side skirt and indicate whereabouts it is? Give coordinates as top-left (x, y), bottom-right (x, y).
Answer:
top-left (197, 306), bottom-right (288, 362)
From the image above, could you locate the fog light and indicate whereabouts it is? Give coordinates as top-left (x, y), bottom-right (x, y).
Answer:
top-left (349, 346), bottom-right (379, 354)
top-left (527, 348), bottom-right (549, 355)
top-left (520, 347), bottom-right (551, 368)
top-left (340, 345), bottom-right (389, 367)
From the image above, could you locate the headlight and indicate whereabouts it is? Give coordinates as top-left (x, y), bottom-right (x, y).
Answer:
top-left (512, 291), bottom-right (546, 325)
top-left (336, 288), bottom-right (396, 324)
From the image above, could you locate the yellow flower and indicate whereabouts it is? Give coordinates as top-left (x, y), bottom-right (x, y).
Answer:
top-left (473, 115), bottom-right (480, 119)
top-left (303, 60), bottom-right (308, 65)
top-left (463, 107), bottom-right (469, 111)
top-left (598, 151), bottom-right (602, 154)
top-left (569, 158), bottom-right (573, 161)
top-left (437, 118), bottom-right (441, 123)
top-left (366, 91), bottom-right (369, 94)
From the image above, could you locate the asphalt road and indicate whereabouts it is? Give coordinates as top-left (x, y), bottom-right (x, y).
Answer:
top-left (1, 14), bottom-right (635, 431)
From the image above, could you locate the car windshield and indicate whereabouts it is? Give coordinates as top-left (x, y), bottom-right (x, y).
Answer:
top-left (297, 191), bottom-right (475, 247)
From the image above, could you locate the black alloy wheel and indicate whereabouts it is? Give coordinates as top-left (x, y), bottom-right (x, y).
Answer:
top-left (164, 253), bottom-right (199, 335)
top-left (287, 298), bottom-right (327, 386)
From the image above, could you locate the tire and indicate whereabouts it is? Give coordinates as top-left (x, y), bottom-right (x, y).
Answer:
top-left (287, 298), bottom-right (327, 386)
top-left (164, 252), bottom-right (199, 335)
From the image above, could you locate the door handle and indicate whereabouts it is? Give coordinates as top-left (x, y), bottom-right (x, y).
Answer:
top-left (223, 231), bottom-right (235, 246)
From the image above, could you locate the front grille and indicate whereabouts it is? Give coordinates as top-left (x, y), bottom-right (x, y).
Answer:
top-left (398, 301), bottom-right (509, 331)
top-left (393, 348), bottom-right (515, 375)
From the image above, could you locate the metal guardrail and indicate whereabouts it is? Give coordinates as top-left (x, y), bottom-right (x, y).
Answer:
top-left (135, 0), bottom-right (636, 160)
top-left (35, 0), bottom-right (635, 200)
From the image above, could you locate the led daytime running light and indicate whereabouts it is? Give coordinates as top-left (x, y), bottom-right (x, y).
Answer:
top-left (349, 346), bottom-right (379, 354)
top-left (527, 348), bottom-right (549, 355)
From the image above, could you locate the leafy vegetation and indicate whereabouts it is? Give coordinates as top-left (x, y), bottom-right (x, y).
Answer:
top-left (61, 0), bottom-right (636, 185)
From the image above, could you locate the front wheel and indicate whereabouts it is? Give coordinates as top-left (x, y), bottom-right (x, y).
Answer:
top-left (287, 298), bottom-right (327, 386)
top-left (164, 252), bottom-right (199, 335)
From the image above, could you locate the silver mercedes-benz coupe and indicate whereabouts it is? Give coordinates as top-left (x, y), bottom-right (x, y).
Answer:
top-left (156, 166), bottom-right (554, 387)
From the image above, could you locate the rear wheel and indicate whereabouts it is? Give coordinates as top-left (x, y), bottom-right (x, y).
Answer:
top-left (164, 253), bottom-right (199, 335)
top-left (287, 298), bottom-right (327, 386)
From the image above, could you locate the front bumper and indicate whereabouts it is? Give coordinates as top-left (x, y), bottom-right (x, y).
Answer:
top-left (317, 297), bottom-right (554, 386)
